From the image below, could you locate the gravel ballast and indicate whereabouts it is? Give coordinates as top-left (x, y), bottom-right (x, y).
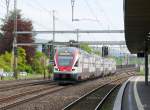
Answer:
top-left (7, 72), bottom-right (132, 110)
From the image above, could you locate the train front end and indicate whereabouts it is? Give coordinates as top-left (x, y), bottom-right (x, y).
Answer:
top-left (53, 47), bottom-right (79, 83)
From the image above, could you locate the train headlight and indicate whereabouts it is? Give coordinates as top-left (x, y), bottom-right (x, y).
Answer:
top-left (72, 68), bottom-right (75, 71)
top-left (55, 68), bottom-right (59, 71)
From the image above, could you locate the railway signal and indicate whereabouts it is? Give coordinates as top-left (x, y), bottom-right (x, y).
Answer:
top-left (102, 46), bottom-right (108, 57)
top-left (137, 52), bottom-right (144, 58)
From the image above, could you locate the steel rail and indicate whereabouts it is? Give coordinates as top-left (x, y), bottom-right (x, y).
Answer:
top-left (0, 84), bottom-right (57, 103)
top-left (63, 76), bottom-right (131, 110)
top-left (0, 80), bottom-right (54, 92)
top-left (94, 84), bottom-right (120, 110)
top-left (0, 85), bottom-right (67, 110)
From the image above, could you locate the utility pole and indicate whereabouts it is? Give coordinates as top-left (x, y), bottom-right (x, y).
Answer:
top-left (71, 0), bottom-right (75, 21)
top-left (120, 45), bottom-right (122, 68)
top-left (76, 29), bottom-right (79, 47)
top-left (52, 10), bottom-right (55, 61)
top-left (71, 0), bottom-right (79, 21)
top-left (5, 0), bottom-right (10, 20)
top-left (4, 0), bottom-right (12, 70)
top-left (52, 10), bottom-right (55, 43)
top-left (13, 0), bottom-right (18, 79)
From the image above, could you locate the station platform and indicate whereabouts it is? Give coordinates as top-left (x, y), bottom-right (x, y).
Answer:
top-left (121, 76), bottom-right (150, 110)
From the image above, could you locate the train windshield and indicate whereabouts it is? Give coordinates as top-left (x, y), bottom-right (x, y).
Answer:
top-left (58, 56), bottom-right (73, 66)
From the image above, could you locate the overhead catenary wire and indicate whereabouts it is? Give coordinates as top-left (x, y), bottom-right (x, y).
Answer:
top-left (17, 2), bottom-right (47, 29)
top-left (56, 12), bottom-right (75, 30)
top-left (12, 0), bottom-right (77, 31)
top-left (24, 1), bottom-right (45, 13)
top-left (94, 0), bottom-right (113, 29)
top-left (0, 0), bottom-right (8, 21)
top-left (93, 0), bottom-right (112, 41)
top-left (33, 1), bottom-right (75, 30)
top-left (21, 1), bottom-right (51, 29)
top-left (1, 0), bottom-right (7, 7)
top-left (23, 1), bottom-right (75, 30)
top-left (0, 1), bottom-right (49, 35)
top-left (71, 0), bottom-right (104, 43)
top-left (57, 19), bottom-right (75, 30)
top-left (35, 0), bottom-right (51, 13)
top-left (83, 0), bottom-right (103, 28)
top-left (15, 1), bottom-right (49, 29)
top-left (0, 1), bottom-right (7, 9)
top-left (33, 21), bottom-right (50, 30)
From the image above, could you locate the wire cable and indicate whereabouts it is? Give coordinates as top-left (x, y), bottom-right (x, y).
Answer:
top-left (32, 21), bottom-right (49, 29)
top-left (22, 1), bottom-right (50, 29)
top-left (83, 0), bottom-right (102, 27)
top-left (24, 1), bottom-right (44, 12)
top-left (94, 0), bottom-right (112, 29)
top-left (29, 1), bottom-right (75, 30)
top-left (1, 0), bottom-right (7, 7)
top-left (0, 0), bottom-right (6, 9)
top-left (35, 0), bottom-right (51, 13)
top-left (56, 12), bottom-right (75, 30)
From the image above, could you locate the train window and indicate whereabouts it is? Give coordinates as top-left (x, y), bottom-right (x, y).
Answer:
top-left (58, 56), bottom-right (73, 66)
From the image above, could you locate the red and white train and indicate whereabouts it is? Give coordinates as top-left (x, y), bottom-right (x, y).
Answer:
top-left (53, 47), bottom-right (116, 83)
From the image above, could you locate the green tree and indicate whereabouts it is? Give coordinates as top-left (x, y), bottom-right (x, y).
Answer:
top-left (80, 43), bottom-right (92, 53)
top-left (0, 51), bottom-right (11, 72)
top-left (0, 47), bottom-right (33, 74)
top-left (80, 43), bottom-right (101, 56)
top-left (32, 51), bottom-right (48, 74)
top-left (5, 47), bottom-right (32, 74)
top-left (0, 10), bottom-right (35, 64)
top-left (93, 50), bottom-right (101, 55)
top-left (17, 47), bottom-right (27, 72)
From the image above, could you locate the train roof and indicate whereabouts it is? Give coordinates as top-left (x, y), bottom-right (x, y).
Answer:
top-left (55, 47), bottom-right (102, 57)
top-left (56, 47), bottom-right (77, 52)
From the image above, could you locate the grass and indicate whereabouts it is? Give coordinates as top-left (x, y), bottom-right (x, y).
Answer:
top-left (137, 71), bottom-right (144, 76)
top-left (136, 68), bottom-right (144, 76)
top-left (18, 74), bottom-right (45, 79)
top-left (1, 76), bottom-right (16, 80)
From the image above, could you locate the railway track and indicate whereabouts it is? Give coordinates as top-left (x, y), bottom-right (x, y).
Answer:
top-left (0, 68), bottom-right (135, 92)
top-left (0, 69), bottom-right (135, 110)
top-left (63, 76), bottom-right (130, 110)
top-left (0, 83), bottom-right (67, 109)
top-left (0, 80), bottom-right (53, 92)
top-left (0, 78), bottom-right (51, 86)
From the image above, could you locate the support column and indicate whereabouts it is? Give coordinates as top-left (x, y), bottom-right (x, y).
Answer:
top-left (145, 36), bottom-right (149, 85)
top-left (145, 51), bottom-right (149, 85)
top-left (76, 29), bottom-right (79, 48)
top-left (52, 10), bottom-right (55, 61)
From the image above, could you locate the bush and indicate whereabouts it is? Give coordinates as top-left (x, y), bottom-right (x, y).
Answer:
top-left (31, 51), bottom-right (49, 74)
top-left (0, 51), bottom-right (11, 72)
top-left (25, 65), bottom-right (33, 74)
top-left (48, 64), bottom-right (53, 73)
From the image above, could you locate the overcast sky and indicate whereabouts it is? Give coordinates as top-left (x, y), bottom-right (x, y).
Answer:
top-left (0, 0), bottom-right (125, 42)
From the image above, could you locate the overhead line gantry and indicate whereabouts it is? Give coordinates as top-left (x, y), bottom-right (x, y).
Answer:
top-left (15, 30), bottom-right (124, 34)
